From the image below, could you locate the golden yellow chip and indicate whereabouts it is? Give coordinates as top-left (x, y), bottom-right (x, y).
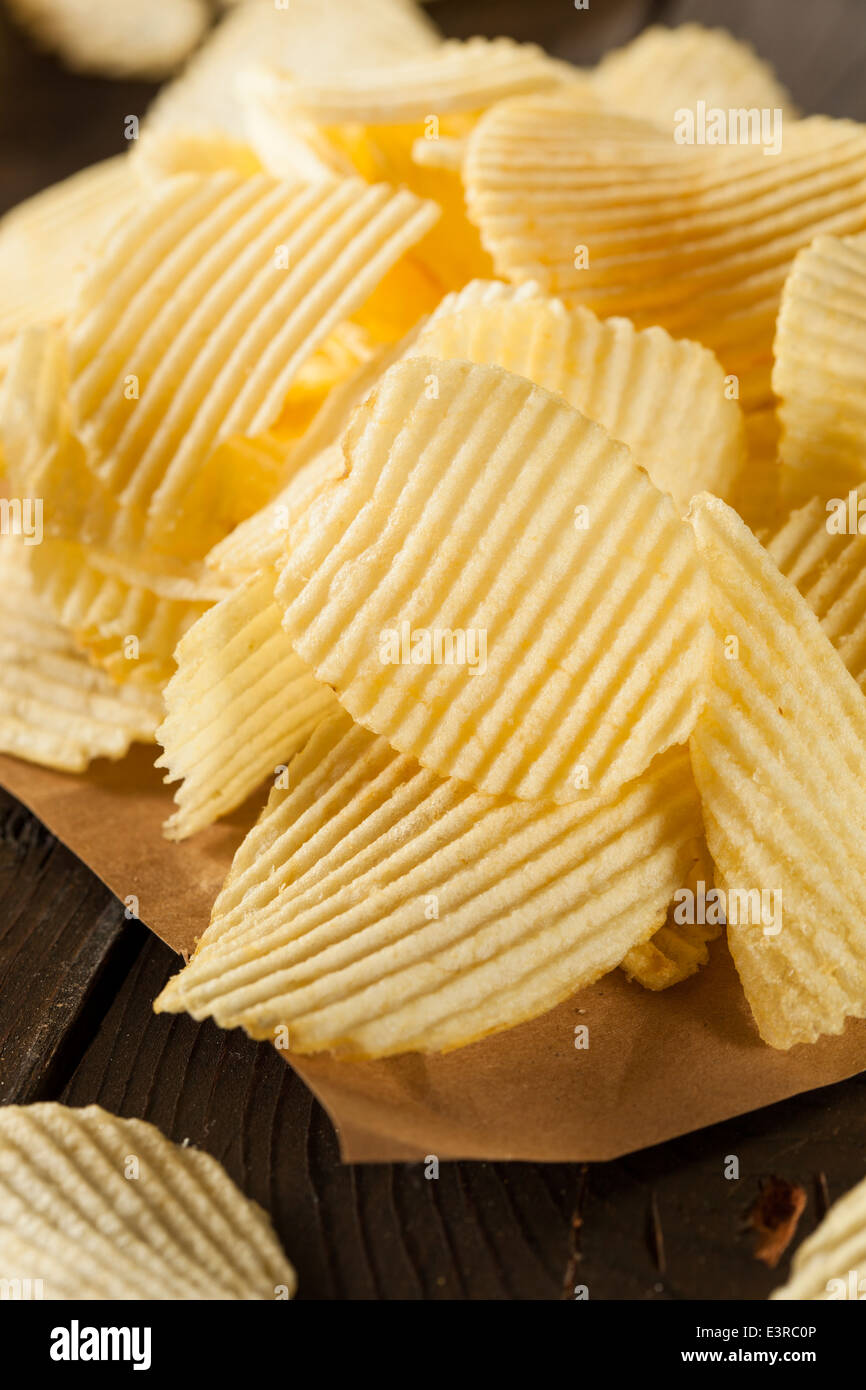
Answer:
top-left (155, 711), bottom-right (699, 1056)
top-left (0, 1103), bottom-right (296, 1300)
top-left (688, 493), bottom-right (866, 1049)
top-left (594, 23), bottom-right (795, 128)
top-left (157, 570), bottom-right (339, 840)
top-left (766, 486), bottom-right (866, 686)
top-left (411, 295), bottom-right (746, 512)
top-left (62, 172), bottom-right (437, 557)
top-left (146, 0), bottom-right (442, 139)
top-left (773, 233), bottom-right (866, 504)
top-left (464, 103), bottom-right (866, 413)
top-left (0, 542), bottom-right (162, 770)
top-left (772, 1173), bottom-right (866, 1300)
top-left (277, 356), bottom-right (711, 804)
top-left (5, 0), bottom-right (209, 79)
top-left (0, 325), bottom-right (220, 685)
top-left (249, 37), bottom-right (577, 126)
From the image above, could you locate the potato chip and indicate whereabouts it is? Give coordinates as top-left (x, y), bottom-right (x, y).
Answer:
top-left (766, 486), bottom-right (866, 686)
top-left (157, 570), bottom-right (339, 840)
top-left (146, 0), bottom-right (441, 139)
top-left (278, 356), bottom-right (711, 804)
top-left (0, 158), bottom-right (138, 378)
top-left (61, 172), bottom-right (437, 557)
top-left (594, 23), bottom-right (795, 128)
top-left (773, 233), bottom-right (866, 503)
top-left (688, 493), bottom-right (866, 1049)
top-left (0, 1103), bottom-right (295, 1299)
top-left (250, 37), bottom-right (577, 126)
top-left (0, 325), bottom-right (220, 685)
top-left (621, 834), bottom-right (719, 990)
top-left (771, 1173), bottom-right (866, 1300)
top-left (5, 0), bottom-right (209, 79)
top-left (0, 542), bottom-right (162, 770)
top-left (464, 103), bottom-right (866, 412)
top-left (411, 295), bottom-right (746, 512)
top-left (155, 710), bottom-right (699, 1056)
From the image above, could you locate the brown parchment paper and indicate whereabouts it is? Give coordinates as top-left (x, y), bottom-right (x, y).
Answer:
top-left (2, 747), bottom-right (866, 1163)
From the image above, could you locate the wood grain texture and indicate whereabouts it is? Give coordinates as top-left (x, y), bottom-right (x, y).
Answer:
top-left (2, 0), bottom-right (866, 1300)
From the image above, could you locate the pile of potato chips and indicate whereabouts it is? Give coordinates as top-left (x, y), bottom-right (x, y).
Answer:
top-left (4, 1), bottom-right (866, 1059)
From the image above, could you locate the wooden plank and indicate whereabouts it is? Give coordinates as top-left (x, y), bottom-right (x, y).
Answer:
top-left (0, 790), bottom-right (147, 1104)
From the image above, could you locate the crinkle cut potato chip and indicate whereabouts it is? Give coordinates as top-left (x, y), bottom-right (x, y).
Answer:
top-left (0, 326), bottom-right (220, 687)
top-left (157, 570), bottom-right (339, 841)
top-left (594, 23), bottom-right (795, 128)
top-left (249, 37), bottom-right (578, 126)
top-left (772, 1173), bottom-right (866, 1300)
top-left (155, 711), bottom-right (700, 1057)
top-left (688, 493), bottom-right (866, 1049)
top-left (0, 542), bottom-right (162, 771)
top-left (464, 103), bottom-right (866, 412)
top-left (773, 233), bottom-right (866, 504)
top-left (0, 1104), bottom-right (296, 1300)
top-left (278, 356), bottom-right (711, 805)
top-left (5, 0), bottom-right (209, 80)
top-left (411, 295), bottom-right (746, 512)
top-left (62, 172), bottom-right (438, 557)
top-left (0, 157), bottom-right (138, 379)
top-left (766, 486), bottom-right (866, 687)
top-left (145, 0), bottom-right (442, 139)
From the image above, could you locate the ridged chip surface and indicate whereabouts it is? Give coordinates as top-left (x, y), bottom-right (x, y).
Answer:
top-left (0, 1103), bottom-right (296, 1300)
top-left (767, 486), bottom-right (866, 687)
top-left (412, 295), bottom-right (745, 511)
top-left (0, 543), bottom-right (161, 770)
top-left (278, 356), bottom-right (710, 803)
top-left (64, 172), bottom-right (438, 552)
top-left (156, 711), bottom-right (700, 1056)
top-left (157, 570), bottom-right (339, 840)
top-left (688, 493), bottom-right (866, 1049)
top-left (465, 105), bottom-right (866, 412)
top-left (773, 233), bottom-right (866, 502)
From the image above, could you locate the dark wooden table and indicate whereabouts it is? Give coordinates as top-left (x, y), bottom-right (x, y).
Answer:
top-left (2, 0), bottom-right (866, 1301)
